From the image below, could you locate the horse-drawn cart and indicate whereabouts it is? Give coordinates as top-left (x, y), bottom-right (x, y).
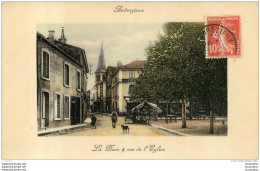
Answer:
top-left (125, 101), bottom-right (162, 124)
top-left (125, 114), bottom-right (151, 124)
top-left (125, 115), bottom-right (134, 123)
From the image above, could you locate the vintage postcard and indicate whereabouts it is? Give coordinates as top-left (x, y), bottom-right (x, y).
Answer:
top-left (2, 2), bottom-right (258, 159)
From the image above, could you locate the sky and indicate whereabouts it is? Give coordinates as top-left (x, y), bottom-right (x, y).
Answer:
top-left (37, 23), bottom-right (164, 90)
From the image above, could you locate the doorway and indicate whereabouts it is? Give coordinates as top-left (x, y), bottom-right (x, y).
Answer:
top-left (71, 96), bottom-right (81, 125)
top-left (41, 92), bottom-right (49, 129)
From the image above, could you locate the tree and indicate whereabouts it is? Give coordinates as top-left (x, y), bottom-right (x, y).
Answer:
top-left (131, 22), bottom-right (227, 132)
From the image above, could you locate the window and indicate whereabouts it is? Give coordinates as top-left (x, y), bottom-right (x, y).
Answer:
top-left (54, 94), bottom-right (61, 119)
top-left (129, 71), bottom-right (135, 78)
top-left (64, 95), bottom-right (70, 119)
top-left (76, 70), bottom-right (81, 90)
top-left (42, 51), bottom-right (50, 79)
top-left (64, 64), bottom-right (69, 86)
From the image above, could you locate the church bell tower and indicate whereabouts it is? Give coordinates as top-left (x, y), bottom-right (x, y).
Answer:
top-left (94, 42), bottom-right (106, 113)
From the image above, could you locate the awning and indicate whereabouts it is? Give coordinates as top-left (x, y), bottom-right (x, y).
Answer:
top-left (131, 101), bottom-right (162, 114)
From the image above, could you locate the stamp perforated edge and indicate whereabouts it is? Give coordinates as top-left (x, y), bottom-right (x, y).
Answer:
top-left (204, 15), bottom-right (242, 59)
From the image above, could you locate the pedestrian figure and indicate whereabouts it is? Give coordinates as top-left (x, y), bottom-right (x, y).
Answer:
top-left (91, 114), bottom-right (97, 129)
top-left (111, 110), bottom-right (118, 128)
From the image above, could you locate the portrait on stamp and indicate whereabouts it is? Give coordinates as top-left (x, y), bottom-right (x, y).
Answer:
top-left (206, 16), bottom-right (240, 58)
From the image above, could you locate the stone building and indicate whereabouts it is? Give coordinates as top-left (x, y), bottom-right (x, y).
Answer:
top-left (93, 42), bottom-right (106, 113)
top-left (111, 60), bottom-right (145, 114)
top-left (37, 28), bottom-right (89, 131)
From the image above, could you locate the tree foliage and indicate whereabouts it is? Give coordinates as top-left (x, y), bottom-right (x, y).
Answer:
top-left (131, 22), bottom-right (227, 131)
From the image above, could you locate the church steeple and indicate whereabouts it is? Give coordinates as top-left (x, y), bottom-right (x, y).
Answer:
top-left (58, 27), bottom-right (67, 44)
top-left (95, 41), bottom-right (106, 73)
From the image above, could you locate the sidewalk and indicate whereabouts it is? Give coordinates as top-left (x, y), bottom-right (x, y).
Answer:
top-left (51, 114), bottom-right (175, 136)
top-left (148, 123), bottom-right (189, 136)
top-left (149, 119), bottom-right (227, 136)
top-left (94, 113), bottom-right (186, 136)
top-left (38, 123), bottom-right (88, 136)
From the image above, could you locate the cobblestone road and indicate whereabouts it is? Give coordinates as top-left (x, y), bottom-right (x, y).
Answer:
top-left (58, 114), bottom-right (174, 136)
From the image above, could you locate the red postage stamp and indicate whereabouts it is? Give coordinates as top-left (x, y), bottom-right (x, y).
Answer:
top-left (205, 15), bottom-right (240, 58)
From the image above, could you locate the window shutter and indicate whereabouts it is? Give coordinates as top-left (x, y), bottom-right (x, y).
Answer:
top-left (54, 95), bottom-right (57, 118)
top-left (64, 96), bottom-right (69, 118)
top-left (66, 97), bottom-right (69, 118)
top-left (67, 66), bottom-right (69, 85)
top-left (64, 65), bottom-right (67, 85)
top-left (43, 54), bottom-right (46, 77)
top-left (46, 53), bottom-right (49, 78)
top-left (64, 64), bottom-right (69, 86)
top-left (77, 72), bottom-right (80, 89)
top-left (43, 52), bottom-right (49, 78)
top-left (64, 97), bottom-right (67, 118)
top-left (57, 95), bottom-right (60, 118)
top-left (42, 93), bottom-right (46, 118)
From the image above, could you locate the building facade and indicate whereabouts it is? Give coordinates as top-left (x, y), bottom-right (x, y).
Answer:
top-left (111, 60), bottom-right (145, 114)
top-left (86, 90), bottom-right (91, 111)
top-left (105, 66), bottom-right (116, 113)
top-left (37, 28), bottom-right (89, 131)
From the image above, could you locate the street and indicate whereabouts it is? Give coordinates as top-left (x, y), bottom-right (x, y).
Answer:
top-left (57, 114), bottom-right (175, 136)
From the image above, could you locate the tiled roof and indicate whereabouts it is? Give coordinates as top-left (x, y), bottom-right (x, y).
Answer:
top-left (37, 32), bottom-right (89, 73)
top-left (54, 40), bottom-right (82, 64)
top-left (37, 33), bottom-right (82, 66)
top-left (119, 60), bottom-right (146, 69)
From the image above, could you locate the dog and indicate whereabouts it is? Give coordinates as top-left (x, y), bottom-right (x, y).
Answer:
top-left (121, 125), bottom-right (130, 134)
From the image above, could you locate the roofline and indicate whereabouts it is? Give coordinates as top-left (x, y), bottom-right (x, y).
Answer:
top-left (111, 68), bottom-right (119, 77)
top-left (37, 32), bottom-right (83, 68)
top-left (107, 66), bottom-right (117, 69)
top-left (56, 40), bottom-right (82, 50)
top-left (116, 60), bottom-right (145, 69)
top-left (111, 66), bottom-right (143, 78)
top-left (55, 38), bottom-right (89, 73)
top-left (81, 50), bottom-right (89, 73)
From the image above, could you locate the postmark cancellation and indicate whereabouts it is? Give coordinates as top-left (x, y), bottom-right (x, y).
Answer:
top-left (205, 15), bottom-right (241, 58)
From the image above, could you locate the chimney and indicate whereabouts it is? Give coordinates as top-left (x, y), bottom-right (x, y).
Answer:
top-left (47, 30), bottom-right (55, 43)
top-left (117, 60), bottom-right (122, 67)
